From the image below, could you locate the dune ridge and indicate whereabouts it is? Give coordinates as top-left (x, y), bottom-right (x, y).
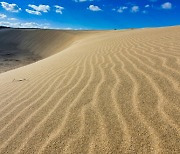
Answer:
top-left (0, 29), bottom-right (95, 73)
top-left (0, 26), bottom-right (180, 153)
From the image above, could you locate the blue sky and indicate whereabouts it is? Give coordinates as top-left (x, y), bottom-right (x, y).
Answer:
top-left (0, 0), bottom-right (179, 30)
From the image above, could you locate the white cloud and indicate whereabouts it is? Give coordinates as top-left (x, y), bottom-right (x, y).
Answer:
top-left (161, 2), bottom-right (172, 9)
top-left (131, 6), bottom-right (139, 13)
top-left (0, 13), bottom-right (6, 19)
top-left (74, 0), bottom-right (93, 2)
top-left (21, 22), bottom-right (49, 29)
top-left (8, 18), bottom-right (17, 21)
top-left (0, 13), bottom-right (18, 21)
top-left (88, 5), bottom-right (101, 11)
top-left (26, 9), bottom-right (41, 15)
top-left (145, 5), bottom-right (150, 8)
top-left (26, 4), bottom-right (50, 15)
top-left (0, 21), bottom-right (49, 29)
top-left (54, 5), bottom-right (64, 14)
top-left (29, 4), bottom-right (50, 12)
top-left (0, 2), bottom-right (21, 13)
top-left (117, 6), bottom-right (128, 13)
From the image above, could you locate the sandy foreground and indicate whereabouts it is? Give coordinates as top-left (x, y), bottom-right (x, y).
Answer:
top-left (0, 26), bottom-right (180, 154)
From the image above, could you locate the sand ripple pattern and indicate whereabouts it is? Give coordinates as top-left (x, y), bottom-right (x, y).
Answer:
top-left (0, 26), bottom-right (180, 154)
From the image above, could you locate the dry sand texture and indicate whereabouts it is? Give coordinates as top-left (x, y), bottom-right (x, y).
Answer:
top-left (0, 26), bottom-right (180, 153)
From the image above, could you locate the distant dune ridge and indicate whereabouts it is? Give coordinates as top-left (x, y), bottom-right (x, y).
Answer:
top-left (0, 26), bottom-right (180, 153)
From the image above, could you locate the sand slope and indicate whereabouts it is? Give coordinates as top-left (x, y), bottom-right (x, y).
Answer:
top-left (0, 26), bottom-right (180, 153)
top-left (0, 29), bottom-right (95, 73)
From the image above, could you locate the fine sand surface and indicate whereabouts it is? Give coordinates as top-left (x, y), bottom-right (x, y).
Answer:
top-left (0, 26), bottom-right (180, 153)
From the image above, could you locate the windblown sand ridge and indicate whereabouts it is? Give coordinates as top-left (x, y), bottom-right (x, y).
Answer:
top-left (0, 26), bottom-right (180, 153)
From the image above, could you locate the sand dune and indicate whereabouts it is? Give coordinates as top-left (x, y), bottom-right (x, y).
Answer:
top-left (0, 29), bottom-right (95, 73)
top-left (0, 26), bottom-right (180, 153)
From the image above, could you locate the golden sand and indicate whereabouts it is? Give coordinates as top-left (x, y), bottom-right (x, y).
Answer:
top-left (0, 26), bottom-right (179, 153)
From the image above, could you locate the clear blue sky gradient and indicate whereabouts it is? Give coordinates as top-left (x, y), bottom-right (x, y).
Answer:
top-left (0, 0), bottom-right (179, 29)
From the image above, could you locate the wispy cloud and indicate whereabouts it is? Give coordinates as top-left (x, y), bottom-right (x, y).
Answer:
top-left (54, 5), bottom-right (64, 14)
top-left (8, 18), bottom-right (17, 21)
top-left (26, 4), bottom-right (50, 15)
top-left (145, 5), bottom-right (150, 8)
top-left (74, 0), bottom-right (93, 2)
top-left (0, 13), bottom-right (6, 19)
top-left (0, 2), bottom-right (21, 13)
top-left (0, 21), bottom-right (49, 29)
top-left (117, 6), bottom-right (128, 13)
top-left (26, 9), bottom-right (41, 15)
top-left (0, 13), bottom-right (18, 21)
